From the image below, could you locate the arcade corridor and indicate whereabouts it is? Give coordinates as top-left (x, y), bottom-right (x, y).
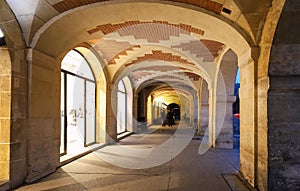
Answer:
top-left (0, 1), bottom-right (300, 191)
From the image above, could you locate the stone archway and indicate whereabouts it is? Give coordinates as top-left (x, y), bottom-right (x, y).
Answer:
top-left (168, 103), bottom-right (180, 121)
top-left (214, 49), bottom-right (238, 149)
top-left (25, 1), bottom-right (287, 190)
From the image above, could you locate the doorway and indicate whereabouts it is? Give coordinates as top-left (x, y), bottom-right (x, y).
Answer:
top-left (60, 50), bottom-right (96, 160)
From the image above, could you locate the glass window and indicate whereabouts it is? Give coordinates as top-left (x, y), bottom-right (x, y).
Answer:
top-left (86, 81), bottom-right (96, 145)
top-left (60, 72), bottom-right (66, 155)
top-left (60, 50), bottom-right (96, 157)
top-left (117, 80), bottom-right (127, 134)
top-left (61, 50), bottom-right (94, 80)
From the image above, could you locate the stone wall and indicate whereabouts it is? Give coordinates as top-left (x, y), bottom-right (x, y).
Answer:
top-left (26, 50), bottom-right (60, 182)
top-left (268, 0), bottom-right (300, 189)
top-left (239, 55), bottom-right (256, 187)
top-left (0, 48), bottom-right (11, 183)
top-left (0, 1), bottom-right (28, 187)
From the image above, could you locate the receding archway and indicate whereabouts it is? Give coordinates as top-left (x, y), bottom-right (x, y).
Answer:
top-left (27, 2), bottom-right (286, 190)
top-left (168, 103), bottom-right (180, 121)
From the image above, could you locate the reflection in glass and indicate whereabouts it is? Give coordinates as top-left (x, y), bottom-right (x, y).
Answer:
top-left (117, 80), bottom-right (126, 134)
top-left (67, 75), bottom-right (85, 147)
top-left (86, 81), bottom-right (96, 145)
top-left (60, 49), bottom-right (96, 158)
top-left (60, 72), bottom-right (65, 154)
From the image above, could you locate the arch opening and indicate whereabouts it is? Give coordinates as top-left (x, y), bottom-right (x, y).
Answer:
top-left (168, 103), bottom-right (181, 121)
top-left (60, 50), bottom-right (97, 161)
top-left (117, 79), bottom-right (127, 134)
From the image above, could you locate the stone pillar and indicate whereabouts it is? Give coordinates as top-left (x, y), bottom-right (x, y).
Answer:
top-left (268, 77), bottom-right (300, 190)
top-left (215, 95), bottom-right (235, 149)
top-left (208, 86), bottom-right (215, 147)
top-left (267, 1), bottom-right (300, 189)
top-left (0, 4), bottom-right (28, 187)
top-left (200, 81), bottom-right (209, 135)
top-left (146, 94), bottom-right (152, 124)
top-left (0, 47), bottom-right (12, 183)
top-left (10, 48), bottom-right (28, 187)
top-left (239, 55), bottom-right (256, 187)
top-left (132, 92), bottom-right (138, 132)
top-left (105, 82), bottom-right (117, 142)
top-left (193, 92), bottom-right (198, 129)
top-left (256, 74), bottom-right (268, 191)
top-left (190, 92), bottom-right (196, 127)
top-left (196, 79), bottom-right (203, 135)
top-left (96, 76), bottom-right (107, 143)
top-left (26, 49), bottom-right (60, 182)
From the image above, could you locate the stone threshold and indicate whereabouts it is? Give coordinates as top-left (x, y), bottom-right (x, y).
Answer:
top-left (0, 181), bottom-right (9, 191)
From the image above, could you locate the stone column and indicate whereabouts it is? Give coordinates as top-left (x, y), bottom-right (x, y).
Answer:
top-left (132, 92), bottom-right (138, 132)
top-left (26, 49), bottom-right (60, 182)
top-left (96, 77), bottom-right (107, 143)
top-left (215, 95), bottom-right (235, 149)
top-left (146, 94), bottom-right (152, 124)
top-left (193, 92), bottom-right (198, 128)
top-left (200, 81), bottom-right (209, 135)
top-left (208, 86), bottom-right (215, 147)
top-left (0, 47), bottom-right (11, 183)
top-left (190, 92), bottom-right (196, 127)
top-left (268, 77), bottom-right (300, 190)
top-left (0, 47), bottom-right (27, 186)
top-left (10, 48), bottom-right (28, 186)
top-left (105, 82), bottom-right (117, 143)
top-left (239, 53), bottom-right (257, 187)
top-left (196, 79), bottom-right (203, 135)
top-left (267, 1), bottom-right (300, 188)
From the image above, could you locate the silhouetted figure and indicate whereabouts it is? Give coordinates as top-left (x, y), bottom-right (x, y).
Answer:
top-left (167, 110), bottom-right (174, 127)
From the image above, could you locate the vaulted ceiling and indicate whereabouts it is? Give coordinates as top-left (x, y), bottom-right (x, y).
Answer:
top-left (4, 0), bottom-right (272, 96)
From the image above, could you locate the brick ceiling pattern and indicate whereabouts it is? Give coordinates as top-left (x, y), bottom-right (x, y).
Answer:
top-left (129, 68), bottom-right (189, 85)
top-left (91, 20), bottom-right (225, 65)
top-left (118, 23), bottom-right (183, 43)
top-left (52, 0), bottom-right (223, 14)
top-left (49, 0), bottom-right (224, 89)
top-left (88, 21), bottom-right (205, 36)
top-left (125, 50), bottom-right (195, 67)
top-left (172, 40), bottom-right (224, 62)
top-left (129, 71), bottom-right (155, 81)
top-left (200, 39), bottom-right (225, 58)
top-left (95, 39), bottom-right (137, 62)
top-left (135, 65), bottom-right (189, 72)
top-left (177, 72), bottom-right (201, 81)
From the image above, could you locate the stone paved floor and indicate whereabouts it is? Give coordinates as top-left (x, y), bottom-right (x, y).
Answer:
top-left (15, 125), bottom-right (250, 191)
